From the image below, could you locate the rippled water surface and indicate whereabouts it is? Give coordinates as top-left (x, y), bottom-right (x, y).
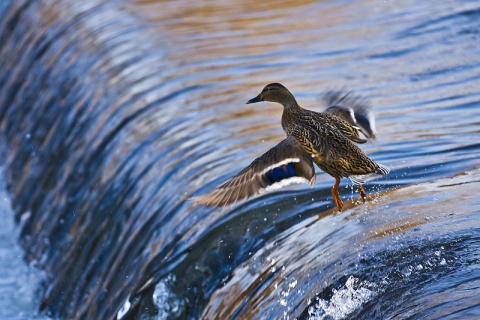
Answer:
top-left (0, 0), bottom-right (479, 319)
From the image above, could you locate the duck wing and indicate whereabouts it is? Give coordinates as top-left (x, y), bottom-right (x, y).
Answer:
top-left (324, 90), bottom-right (377, 141)
top-left (193, 136), bottom-right (315, 207)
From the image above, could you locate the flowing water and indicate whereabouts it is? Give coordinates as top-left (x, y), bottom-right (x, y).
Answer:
top-left (0, 0), bottom-right (479, 319)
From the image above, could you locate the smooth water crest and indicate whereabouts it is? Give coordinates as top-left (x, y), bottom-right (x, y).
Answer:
top-left (0, 0), bottom-right (479, 319)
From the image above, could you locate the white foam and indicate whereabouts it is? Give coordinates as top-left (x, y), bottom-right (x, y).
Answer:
top-left (0, 167), bottom-right (46, 320)
top-left (116, 297), bottom-right (131, 319)
top-left (307, 276), bottom-right (377, 320)
top-left (152, 274), bottom-right (184, 319)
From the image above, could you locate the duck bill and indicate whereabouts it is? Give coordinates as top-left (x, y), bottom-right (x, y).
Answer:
top-left (246, 95), bottom-right (262, 104)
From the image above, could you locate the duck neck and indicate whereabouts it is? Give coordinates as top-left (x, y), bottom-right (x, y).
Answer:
top-left (280, 96), bottom-right (299, 109)
top-left (281, 100), bottom-right (302, 133)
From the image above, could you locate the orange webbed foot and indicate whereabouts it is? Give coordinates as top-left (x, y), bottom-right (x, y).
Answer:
top-left (357, 184), bottom-right (367, 203)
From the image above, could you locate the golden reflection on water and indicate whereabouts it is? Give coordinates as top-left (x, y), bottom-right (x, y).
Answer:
top-left (125, 0), bottom-right (381, 73)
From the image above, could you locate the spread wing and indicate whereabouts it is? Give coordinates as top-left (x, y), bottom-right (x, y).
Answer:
top-left (324, 90), bottom-right (377, 141)
top-left (193, 136), bottom-right (315, 207)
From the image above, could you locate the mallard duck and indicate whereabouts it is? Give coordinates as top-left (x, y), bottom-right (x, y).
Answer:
top-left (194, 83), bottom-right (389, 211)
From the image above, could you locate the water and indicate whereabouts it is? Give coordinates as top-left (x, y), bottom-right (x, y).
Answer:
top-left (0, 0), bottom-right (479, 319)
top-left (0, 167), bottom-right (45, 320)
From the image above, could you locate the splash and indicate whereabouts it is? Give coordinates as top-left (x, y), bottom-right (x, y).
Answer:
top-left (152, 274), bottom-right (185, 319)
top-left (307, 276), bottom-right (377, 320)
top-left (0, 166), bottom-right (46, 320)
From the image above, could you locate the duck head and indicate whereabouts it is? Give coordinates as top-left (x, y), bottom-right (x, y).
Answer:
top-left (246, 83), bottom-right (298, 107)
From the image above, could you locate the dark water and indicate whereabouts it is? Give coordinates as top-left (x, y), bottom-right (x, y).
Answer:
top-left (0, 0), bottom-right (479, 319)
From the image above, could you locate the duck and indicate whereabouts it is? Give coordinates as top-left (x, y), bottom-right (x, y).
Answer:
top-left (194, 83), bottom-right (389, 211)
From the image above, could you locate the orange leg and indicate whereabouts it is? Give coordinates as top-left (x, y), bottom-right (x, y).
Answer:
top-left (357, 184), bottom-right (367, 203)
top-left (331, 177), bottom-right (343, 211)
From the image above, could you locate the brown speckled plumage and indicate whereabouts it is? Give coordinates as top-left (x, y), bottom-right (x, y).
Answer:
top-left (194, 83), bottom-right (389, 211)
top-left (282, 105), bottom-right (379, 178)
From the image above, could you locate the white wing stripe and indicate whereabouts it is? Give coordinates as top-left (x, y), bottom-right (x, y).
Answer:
top-left (258, 158), bottom-right (300, 175)
top-left (259, 177), bottom-right (311, 194)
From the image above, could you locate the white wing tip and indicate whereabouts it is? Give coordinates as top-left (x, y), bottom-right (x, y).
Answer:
top-left (376, 163), bottom-right (390, 175)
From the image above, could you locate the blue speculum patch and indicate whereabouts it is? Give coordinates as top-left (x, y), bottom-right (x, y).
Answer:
top-left (266, 163), bottom-right (297, 184)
